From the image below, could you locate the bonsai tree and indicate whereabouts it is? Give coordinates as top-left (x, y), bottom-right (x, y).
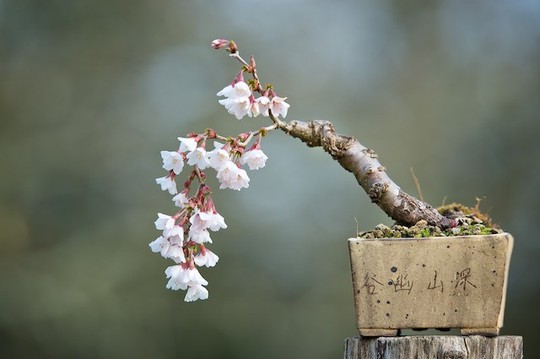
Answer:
top-left (149, 39), bottom-right (493, 302)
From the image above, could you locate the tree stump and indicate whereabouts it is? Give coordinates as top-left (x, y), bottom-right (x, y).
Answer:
top-left (343, 335), bottom-right (523, 359)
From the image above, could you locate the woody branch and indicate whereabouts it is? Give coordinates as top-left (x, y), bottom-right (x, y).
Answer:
top-left (269, 116), bottom-right (455, 228)
top-left (222, 41), bottom-right (454, 228)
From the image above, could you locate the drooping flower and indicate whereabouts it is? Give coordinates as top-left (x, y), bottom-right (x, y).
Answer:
top-left (188, 209), bottom-right (226, 232)
top-left (165, 265), bottom-right (187, 290)
top-left (269, 96), bottom-right (290, 118)
top-left (155, 176), bottom-right (177, 195)
top-left (217, 81), bottom-right (251, 98)
top-left (216, 161), bottom-right (250, 191)
top-left (160, 151), bottom-right (184, 174)
top-left (154, 213), bottom-right (176, 232)
top-left (186, 267), bottom-right (208, 286)
top-left (149, 235), bottom-right (186, 263)
top-left (206, 212), bottom-right (227, 231)
top-left (189, 227), bottom-right (213, 244)
top-left (248, 96), bottom-right (260, 117)
top-left (194, 247), bottom-right (219, 267)
top-left (217, 81), bottom-right (254, 120)
top-left (178, 137), bottom-right (198, 153)
top-left (149, 236), bottom-right (168, 254)
top-left (172, 192), bottom-right (189, 207)
top-left (165, 242), bottom-right (186, 264)
top-left (165, 265), bottom-right (208, 292)
top-left (186, 147), bottom-right (210, 169)
top-left (190, 209), bottom-right (227, 233)
top-left (189, 210), bottom-right (211, 233)
top-left (219, 96), bottom-right (251, 120)
top-left (164, 224), bottom-right (183, 239)
top-left (165, 265), bottom-right (188, 290)
top-left (185, 284), bottom-right (209, 302)
top-left (208, 146), bottom-right (230, 171)
top-left (154, 215), bottom-right (183, 243)
top-left (257, 96), bottom-right (271, 116)
top-left (240, 149), bottom-right (268, 170)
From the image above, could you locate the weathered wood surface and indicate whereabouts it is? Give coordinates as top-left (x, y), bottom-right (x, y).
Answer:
top-left (344, 335), bottom-right (523, 359)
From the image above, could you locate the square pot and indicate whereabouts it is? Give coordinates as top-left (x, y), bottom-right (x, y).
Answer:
top-left (348, 233), bottom-right (513, 336)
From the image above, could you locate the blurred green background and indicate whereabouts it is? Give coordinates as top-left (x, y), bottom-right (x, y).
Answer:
top-left (1, 1), bottom-right (539, 358)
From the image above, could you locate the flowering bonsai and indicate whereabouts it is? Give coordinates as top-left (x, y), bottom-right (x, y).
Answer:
top-left (149, 39), bottom-right (494, 302)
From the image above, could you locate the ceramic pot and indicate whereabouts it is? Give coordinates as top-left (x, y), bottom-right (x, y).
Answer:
top-left (348, 233), bottom-right (513, 336)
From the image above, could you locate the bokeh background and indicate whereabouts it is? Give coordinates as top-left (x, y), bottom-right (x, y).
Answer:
top-left (1, 1), bottom-right (539, 358)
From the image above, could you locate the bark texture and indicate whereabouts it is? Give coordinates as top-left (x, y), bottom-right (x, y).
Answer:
top-left (277, 119), bottom-right (454, 228)
top-left (343, 336), bottom-right (523, 359)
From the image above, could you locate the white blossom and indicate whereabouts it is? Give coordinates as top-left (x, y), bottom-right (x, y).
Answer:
top-left (165, 265), bottom-right (188, 290)
top-left (165, 243), bottom-right (186, 264)
top-left (184, 284), bottom-right (209, 302)
top-left (217, 81), bottom-right (251, 98)
top-left (257, 96), bottom-right (271, 116)
top-left (169, 233), bottom-right (183, 246)
top-left (149, 236), bottom-right (168, 254)
top-left (216, 85), bottom-right (234, 98)
top-left (189, 210), bottom-right (226, 233)
top-left (165, 265), bottom-right (208, 291)
top-left (206, 212), bottom-right (227, 231)
top-left (172, 192), bottom-right (189, 207)
top-left (240, 149), bottom-right (268, 170)
top-left (194, 248), bottom-right (219, 267)
top-left (154, 213), bottom-right (176, 232)
top-left (160, 151), bottom-right (184, 175)
top-left (189, 210), bottom-right (211, 232)
top-left (217, 81), bottom-right (254, 120)
top-left (189, 227), bottom-right (213, 244)
top-left (269, 96), bottom-right (290, 118)
top-left (216, 161), bottom-right (250, 191)
top-left (186, 267), bottom-right (208, 286)
top-left (249, 100), bottom-right (260, 117)
top-left (178, 137), bottom-right (197, 153)
top-left (155, 176), bottom-right (177, 195)
top-left (219, 96), bottom-right (251, 120)
top-left (186, 147), bottom-right (210, 169)
top-left (164, 224), bottom-right (183, 239)
top-left (149, 235), bottom-right (185, 263)
top-left (208, 147), bottom-right (230, 171)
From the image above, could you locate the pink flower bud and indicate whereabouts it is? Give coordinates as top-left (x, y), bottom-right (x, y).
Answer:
top-left (232, 71), bottom-right (245, 86)
top-left (211, 39), bottom-right (230, 49)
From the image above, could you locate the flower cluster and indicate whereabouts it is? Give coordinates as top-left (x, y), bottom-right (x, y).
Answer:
top-left (217, 76), bottom-right (290, 120)
top-left (151, 38), bottom-right (289, 302)
top-left (152, 135), bottom-right (269, 301)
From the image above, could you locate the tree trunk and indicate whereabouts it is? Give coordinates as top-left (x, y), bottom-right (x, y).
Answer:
top-left (343, 335), bottom-right (523, 359)
top-left (277, 119), bottom-right (455, 228)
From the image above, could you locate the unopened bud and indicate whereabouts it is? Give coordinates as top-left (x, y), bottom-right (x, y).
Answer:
top-left (232, 71), bottom-right (245, 85)
top-left (237, 132), bottom-right (249, 141)
top-left (228, 40), bottom-right (238, 54)
top-left (211, 39), bottom-right (230, 49)
top-left (206, 128), bottom-right (217, 139)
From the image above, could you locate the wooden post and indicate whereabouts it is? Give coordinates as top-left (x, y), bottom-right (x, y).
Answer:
top-left (343, 335), bottom-right (523, 359)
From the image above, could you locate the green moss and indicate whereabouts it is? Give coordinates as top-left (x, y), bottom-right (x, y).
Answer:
top-left (419, 228), bottom-right (432, 237)
top-left (357, 205), bottom-right (502, 239)
top-left (437, 202), bottom-right (496, 228)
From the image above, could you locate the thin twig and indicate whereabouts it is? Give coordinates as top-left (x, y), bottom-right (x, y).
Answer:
top-left (229, 52), bottom-right (264, 94)
top-left (238, 123), bottom-right (279, 147)
top-left (410, 167), bottom-right (424, 202)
